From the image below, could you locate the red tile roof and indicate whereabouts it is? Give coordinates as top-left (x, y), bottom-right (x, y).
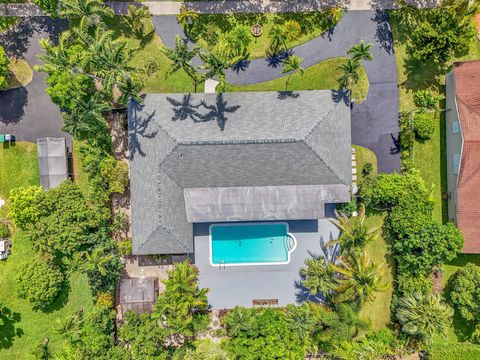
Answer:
top-left (454, 60), bottom-right (480, 253)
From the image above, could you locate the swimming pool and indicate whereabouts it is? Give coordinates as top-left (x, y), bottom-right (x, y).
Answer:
top-left (209, 222), bottom-right (297, 266)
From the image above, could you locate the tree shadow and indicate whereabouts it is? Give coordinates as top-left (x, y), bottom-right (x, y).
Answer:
top-left (266, 49), bottom-right (292, 68)
top-left (331, 89), bottom-right (350, 106)
top-left (167, 93), bottom-right (202, 122)
top-left (277, 91), bottom-right (299, 100)
top-left (0, 306), bottom-right (23, 350)
top-left (390, 133), bottom-right (400, 155)
top-left (231, 59), bottom-right (251, 73)
top-left (128, 99), bottom-right (159, 159)
top-left (0, 87), bottom-right (29, 125)
top-left (197, 93), bottom-right (241, 131)
top-left (372, 10), bottom-right (394, 55)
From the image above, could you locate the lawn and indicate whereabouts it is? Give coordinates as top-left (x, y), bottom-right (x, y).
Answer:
top-left (225, 57), bottom-right (369, 104)
top-left (0, 231), bottom-right (94, 359)
top-left (186, 11), bottom-right (341, 59)
top-left (352, 145), bottom-right (377, 184)
top-left (0, 142), bottom-right (39, 200)
top-left (389, 12), bottom-right (480, 223)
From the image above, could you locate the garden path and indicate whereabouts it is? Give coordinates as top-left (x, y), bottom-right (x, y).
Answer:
top-left (153, 10), bottom-right (401, 173)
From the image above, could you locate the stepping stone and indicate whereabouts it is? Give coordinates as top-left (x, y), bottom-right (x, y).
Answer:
top-left (352, 161), bottom-right (356, 167)
top-left (352, 154), bottom-right (356, 160)
top-left (351, 211), bottom-right (358, 217)
top-left (351, 147), bottom-right (356, 153)
top-left (352, 184), bottom-right (358, 194)
top-left (352, 175), bottom-right (357, 181)
top-left (352, 168), bottom-right (357, 174)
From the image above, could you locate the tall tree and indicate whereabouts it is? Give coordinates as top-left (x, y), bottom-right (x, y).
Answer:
top-left (281, 54), bottom-right (304, 91)
top-left (125, 4), bottom-right (150, 37)
top-left (162, 35), bottom-right (202, 92)
top-left (347, 40), bottom-right (373, 62)
top-left (82, 247), bottom-right (115, 277)
top-left (225, 25), bottom-right (252, 58)
top-left (199, 50), bottom-right (239, 92)
top-left (396, 292), bottom-right (453, 344)
top-left (268, 25), bottom-right (287, 54)
top-left (331, 252), bottom-right (386, 304)
top-left (300, 257), bottom-right (337, 298)
top-left (337, 58), bottom-right (361, 89)
top-left (223, 306), bottom-right (255, 337)
top-left (177, 4), bottom-right (198, 35)
top-left (329, 204), bottom-right (381, 255)
top-left (59, 0), bottom-right (113, 24)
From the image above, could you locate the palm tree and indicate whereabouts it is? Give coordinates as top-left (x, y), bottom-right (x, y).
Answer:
top-left (300, 257), bottom-right (336, 297)
top-left (63, 93), bottom-right (110, 141)
top-left (59, 0), bottom-right (113, 25)
top-left (177, 4), bottom-right (198, 35)
top-left (83, 247), bottom-right (114, 276)
top-left (286, 304), bottom-right (316, 338)
top-left (162, 35), bottom-right (202, 92)
top-left (396, 292), bottom-right (453, 345)
top-left (281, 54), bottom-right (304, 91)
top-left (199, 51), bottom-right (238, 92)
top-left (223, 306), bottom-right (254, 337)
top-left (54, 311), bottom-right (83, 343)
top-left (331, 251), bottom-right (387, 304)
top-left (125, 5), bottom-right (150, 36)
top-left (347, 40), bottom-right (373, 62)
top-left (329, 204), bottom-right (381, 255)
top-left (337, 58), bottom-right (361, 89)
top-left (283, 20), bottom-right (302, 46)
top-left (36, 34), bottom-right (72, 74)
top-left (268, 25), bottom-right (287, 54)
top-left (225, 25), bottom-right (252, 58)
top-left (118, 75), bottom-right (144, 106)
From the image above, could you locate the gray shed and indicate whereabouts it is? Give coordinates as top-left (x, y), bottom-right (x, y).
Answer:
top-left (119, 277), bottom-right (159, 316)
top-left (37, 138), bottom-right (68, 190)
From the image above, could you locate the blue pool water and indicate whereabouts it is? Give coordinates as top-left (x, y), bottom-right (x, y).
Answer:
top-left (210, 223), bottom-right (296, 265)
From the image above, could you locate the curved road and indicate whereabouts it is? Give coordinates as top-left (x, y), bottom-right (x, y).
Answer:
top-left (153, 10), bottom-right (400, 173)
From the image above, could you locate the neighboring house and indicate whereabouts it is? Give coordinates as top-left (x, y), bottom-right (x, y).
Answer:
top-left (128, 91), bottom-right (352, 257)
top-left (37, 137), bottom-right (68, 190)
top-left (446, 60), bottom-right (480, 253)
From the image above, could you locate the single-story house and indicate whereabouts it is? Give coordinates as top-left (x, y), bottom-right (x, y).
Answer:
top-left (446, 60), bottom-right (480, 253)
top-left (128, 90), bottom-right (352, 257)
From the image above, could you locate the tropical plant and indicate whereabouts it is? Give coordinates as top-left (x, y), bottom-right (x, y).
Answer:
top-left (283, 20), bottom-right (302, 44)
top-left (447, 263), bottom-right (480, 323)
top-left (412, 112), bottom-right (435, 140)
top-left (59, 0), bottom-right (113, 24)
top-left (177, 4), bottom-right (198, 35)
top-left (268, 25), bottom-right (287, 54)
top-left (33, 0), bottom-right (59, 16)
top-left (199, 50), bottom-right (239, 91)
top-left (223, 306), bottom-right (255, 337)
top-left (413, 89), bottom-right (445, 112)
top-left (8, 186), bottom-right (43, 230)
top-left (337, 58), bottom-right (361, 89)
top-left (83, 248), bottom-right (115, 277)
top-left (347, 40), bottom-right (373, 62)
top-left (300, 257), bottom-right (336, 298)
top-left (162, 35), bottom-right (202, 92)
top-left (15, 257), bottom-right (64, 310)
top-left (331, 251), bottom-right (387, 304)
top-left (0, 45), bottom-right (10, 89)
top-left (285, 304), bottom-right (316, 339)
top-left (329, 204), bottom-right (381, 255)
top-left (125, 4), bottom-right (150, 37)
top-left (396, 292), bottom-right (453, 344)
top-left (117, 75), bottom-right (144, 106)
top-left (281, 54), bottom-right (304, 90)
top-left (225, 25), bottom-right (252, 58)
top-left (154, 260), bottom-right (209, 346)
top-left (182, 339), bottom-right (231, 360)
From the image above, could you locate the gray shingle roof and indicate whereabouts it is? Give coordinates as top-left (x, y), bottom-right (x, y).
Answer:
top-left (129, 91), bottom-right (351, 255)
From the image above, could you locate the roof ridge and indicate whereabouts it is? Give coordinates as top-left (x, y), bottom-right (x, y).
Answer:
top-left (303, 100), bottom-right (339, 141)
top-left (177, 138), bottom-right (299, 146)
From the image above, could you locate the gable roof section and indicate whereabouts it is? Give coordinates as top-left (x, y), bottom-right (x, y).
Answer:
top-left (129, 91), bottom-right (351, 255)
top-left (454, 60), bottom-right (480, 253)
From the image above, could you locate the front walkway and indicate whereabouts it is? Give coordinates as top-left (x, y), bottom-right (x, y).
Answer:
top-left (153, 10), bottom-right (401, 173)
top-left (194, 220), bottom-right (340, 309)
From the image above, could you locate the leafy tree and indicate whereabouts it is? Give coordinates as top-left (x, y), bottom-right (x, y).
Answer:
top-left (177, 4), bottom-right (198, 35)
top-left (124, 5), bottom-right (150, 37)
top-left (199, 50), bottom-right (239, 91)
top-left (223, 306), bottom-right (255, 337)
top-left (331, 251), bottom-right (387, 304)
top-left (180, 340), bottom-right (231, 360)
top-left (15, 257), bottom-right (64, 310)
top-left (448, 263), bottom-right (480, 323)
top-left (59, 0), bottom-right (113, 24)
top-left (154, 260), bottom-right (209, 346)
top-left (347, 40), bottom-right (373, 62)
top-left (396, 292), bottom-right (453, 344)
top-left (393, 222), bottom-right (463, 276)
top-left (396, 0), bottom-right (477, 65)
top-left (8, 186), bottom-right (43, 230)
top-left (337, 59), bottom-right (361, 89)
top-left (300, 257), bottom-right (336, 298)
top-left (162, 35), bottom-right (202, 92)
top-left (99, 156), bottom-right (129, 194)
top-left (33, 0), bottom-right (59, 16)
top-left (117, 75), bottom-right (144, 106)
top-left (330, 204), bottom-right (381, 255)
top-left (0, 45), bottom-right (10, 89)
top-left (45, 71), bottom-right (93, 112)
top-left (281, 54), bottom-right (304, 90)
top-left (0, 223), bottom-right (10, 238)
top-left (85, 243), bottom-right (123, 294)
top-left (385, 196), bottom-right (434, 239)
top-left (285, 304), bottom-right (316, 341)
top-left (412, 112), bottom-right (435, 140)
top-left (118, 311), bottom-right (167, 359)
top-left (413, 89), bottom-right (445, 113)
top-left (396, 273), bottom-right (433, 297)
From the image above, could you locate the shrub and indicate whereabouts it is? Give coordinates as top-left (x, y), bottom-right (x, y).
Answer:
top-left (400, 116), bottom-right (415, 159)
top-left (118, 238), bottom-right (132, 256)
top-left (8, 186), bottom-right (43, 230)
top-left (396, 273), bottom-right (433, 296)
top-left (413, 112), bottom-right (435, 140)
top-left (96, 292), bottom-right (114, 308)
top-left (100, 157), bottom-right (129, 194)
top-left (414, 90), bottom-right (444, 112)
top-left (15, 257), bottom-right (64, 309)
top-left (335, 199), bottom-right (357, 217)
top-left (0, 45), bottom-right (9, 89)
top-left (362, 162), bottom-right (373, 176)
top-left (447, 263), bottom-right (480, 323)
top-left (0, 223), bottom-right (10, 238)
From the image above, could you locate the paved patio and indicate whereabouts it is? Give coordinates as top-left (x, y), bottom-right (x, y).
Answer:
top-left (194, 218), bottom-right (340, 309)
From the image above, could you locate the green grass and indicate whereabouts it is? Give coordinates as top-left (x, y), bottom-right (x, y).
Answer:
top-left (0, 17), bottom-right (20, 33)
top-left (185, 11), bottom-right (341, 59)
top-left (225, 57), bottom-right (369, 104)
top-left (0, 231), bottom-right (94, 359)
top-left (352, 145), bottom-right (377, 185)
top-left (427, 342), bottom-right (480, 360)
top-left (104, 16), bottom-right (204, 93)
top-left (7, 58), bottom-right (33, 89)
top-left (0, 142), bottom-right (39, 200)
top-left (389, 12), bottom-right (480, 223)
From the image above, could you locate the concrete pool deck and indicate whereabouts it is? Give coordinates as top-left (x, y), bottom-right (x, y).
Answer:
top-left (194, 219), bottom-right (341, 309)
